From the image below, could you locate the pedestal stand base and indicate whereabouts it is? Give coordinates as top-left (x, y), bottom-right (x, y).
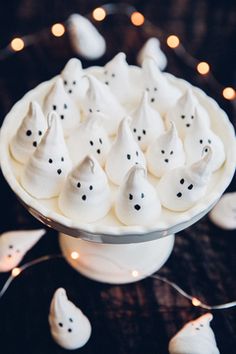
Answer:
top-left (59, 234), bottom-right (175, 284)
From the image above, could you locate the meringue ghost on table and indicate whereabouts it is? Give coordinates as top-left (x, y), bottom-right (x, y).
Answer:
top-left (0, 229), bottom-right (45, 272)
top-left (157, 146), bottom-right (213, 211)
top-left (10, 101), bottom-right (47, 164)
top-left (59, 155), bottom-right (111, 222)
top-left (83, 75), bottom-right (126, 136)
top-left (105, 118), bottom-right (146, 185)
top-left (142, 57), bottom-right (181, 115)
top-left (60, 58), bottom-right (88, 101)
top-left (165, 88), bottom-right (210, 139)
top-left (137, 37), bottom-right (167, 70)
top-left (21, 112), bottom-right (72, 199)
top-left (49, 288), bottom-right (91, 350)
top-left (68, 13), bottom-right (106, 60)
top-left (115, 165), bottom-right (161, 226)
top-left (184, 107), bottom-right (225, 172)
top-left (130, 91), bottom-right (165, 151)
top-left (67, 111), bottom-right (110, 167)
top-left (147, 122), bottom-right (185, 177)
top-left (44, 77), bottom-right (80, 137)
top-left (168, 313), bottom-right (220, 354)
top-left (209, 192), bottom-right (236, 229)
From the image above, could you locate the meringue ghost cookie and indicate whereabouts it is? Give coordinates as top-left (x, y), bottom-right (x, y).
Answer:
top-left (115, 165), bottom-right (161, 226)
top-left (137, 37), bottom-right (167, 70)
top-left (68, 13), bottom-right (106, 60)
top-left (166, 88), bottom-right (210, 139)
top-left (59, 156), bottom-right (111, 222)
top-left (101, 52), bottom-right (131, 104)
top-left (130, 91), bottom-right (165, 151)
top-left (169, 313), bottom-right (220, 354)
top-left (147, 122), bottom-right (185, 177)
top-left (60, 58), bottom-right (88, 101)
top-left (67, 112), bottom-right (110, 167)
top-left (209, 192), bottom-right (236, 229)
top-left (21, 112), bottom-right (72, 199)
top-left (105, 118), bottom-right (146, 185)
top-left (44, 77), bottom-right (80, 137)
top-left (142, 57), bottom-right (181, 115)
top-left (10, 101), bottom-right (47, 163)
top-left (0, 229), bottom-right (45, 272)
top-left (49, 288), bottom-right (91, 350)
top-left (184, 107), bottom-right (225, 172)
top-left (83, 75), bottom-right (126, 136)
top-left (157, 146), bottom-right (213, 211)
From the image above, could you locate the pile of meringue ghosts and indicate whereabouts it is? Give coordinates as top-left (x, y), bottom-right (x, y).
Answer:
top-left (10, 54), bottom-right (226, 226)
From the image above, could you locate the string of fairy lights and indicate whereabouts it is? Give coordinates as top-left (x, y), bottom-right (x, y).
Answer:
top-left (0, 252), bottom-right (236, 310)
top-left (0, 3), bottom-right (235, 102)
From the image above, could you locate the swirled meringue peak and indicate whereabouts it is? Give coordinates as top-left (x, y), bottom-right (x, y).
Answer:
top-left (83, 75), bottom-right (126, 135)
top-left (115, 165), bottom-right (161, 226)
top-left (49, 288), bottom-right (91, 350)
top-left (10, 101), bottom-right (47, 163)
top-left (60, 58), bottom-right (88, 101)
top-left (147, 122), bottom-right (185, 177)
top-left (21, 112), bottom-right (72, 199)
top-left (184, 107), bottom-right (225, 172)
top-left (168, 313), bottom-right (220, 354)
top-left (105, 118), bottom-right (146, 185)
top-left (142, 57), bottom-right (181, 115)
top-left (130, 91), bottom-right (165, 151)
top-left (67, 111), bottom-right (110, 167)
top-left (166, 88), bottom-right (210, 139)
top-left (68, 13), bottom-right (106, 60)
top-left (157, 146), bottom-right (213, 211)
top-left (59, 155), bottom-right (111, 222)
top-left (44, 77), bottom-right (80, 137)
top-left (137, 37), bottom-right (167, 70)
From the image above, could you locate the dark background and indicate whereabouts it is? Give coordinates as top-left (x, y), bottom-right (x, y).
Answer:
top-left (0, 1), bottom-right (235, 353)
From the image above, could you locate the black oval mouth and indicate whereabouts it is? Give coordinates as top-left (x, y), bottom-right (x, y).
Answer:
top-left (57, 169), bottom-right (62, 175)
top-left (134, 204), bottom-right (141, 211)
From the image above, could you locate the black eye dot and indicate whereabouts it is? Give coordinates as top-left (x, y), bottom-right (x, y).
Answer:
top-left (191, 115), bottom-right (194, 119)
top-left (26, 130), bottom-right (32, 136)
top-left (73, 80), bottom-right (76, 85)
top-left (97, 149), bottom-right (101, 154)
top-left (170, 150), bottom-right (173, 155)
top-left (180, 178), bottom-right (184, 184)
top-left (154, 87), bottom-right (158, 91)
top-left (89, 185), bottom-right (93, 190)
top-left (142, 129), bottom-right (146, 135)
top-left (112, 73), bottom-right (115, 77)
top-left (53, 105), bottom-right (57, 110)
top-left (181, 115), bottom-right (185, 119)
top-left (136, 151), bottom-right (139, 156)
top-left (49, 158), bottom-right (53, 163)
top-left (9, 245), bottom-right (13, 249)
top-left (188, 184), bottom-right (193, 190)
top-left (141, 193), bottom-right (144, 198)
top-left (82, 195), bottom-right (87, 201)
top-left (127, 154), bottom-right (131, 160)
top-left (177, 192), bottom-right (182, 198)
top-left (90, 140), bottom-right (94, 146)
top-left (33, 141), bottom-right (37, 147)
top-left (199, 139), bottom-right (203, 144)
top-left (77, 182), bottom-right (81, 188)
top-left (129, 194), bottom-right (133, 200)
top-left (133, 128), bottom-right (137, 133)
top-left (89, 108), bottom-right (93, 113)
top-left (99, 138), bottom-right (102, 144)
top-left (68, 328), bottom-right (72, 333)
top-left (69, 318), bottom-right (73, 322)
top-left (61, 157), bottom-right (64, 162)
top-left (161, 150), bottom-right (165, 154)
top-left (64, 103), bottom-right (68, 109)
top-left (59, 323), bottom-right (63, 327)
top-left (64, 80), bottom-right (67, 85)
top-left (208, 139), bottom-right (211, 144)
top-left (146, 88), bottom-right (150, 92)
top-left (38, 130), bottom-right (42, 136)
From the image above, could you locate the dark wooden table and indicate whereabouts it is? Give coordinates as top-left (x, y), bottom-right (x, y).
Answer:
top-left (0, 1), bottom-right (235, 353)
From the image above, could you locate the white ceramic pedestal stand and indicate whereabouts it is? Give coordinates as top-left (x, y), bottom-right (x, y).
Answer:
top-left (59, 233), bottom-right (175, 284)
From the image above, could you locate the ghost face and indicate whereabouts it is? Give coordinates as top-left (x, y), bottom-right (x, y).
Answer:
top-left (0, 242), bottom-right (23, 272)
top-left (103, 69), bottom-right (116, 87)
top-left (62, 77), bottom-right (78, 96)
top-left (145, 86), bottom-right (159, 106)
top-left (47, 154), bottom-right (68, 177)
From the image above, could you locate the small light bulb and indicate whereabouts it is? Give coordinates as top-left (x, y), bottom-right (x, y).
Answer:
top-left (132, 270), bottom-right (139, 278)
top-left (192, 297), bottom-right (202, 307)
top-left (12, 267), bottom-right (21, 277)
top-left (222, 87), bottom-right (235, 100)
top-left (166, 35), bottom-right (180, 48)
top-left (51, 23), bottom-right (65, 37)
top-left (197, 61), bottom-right (210, 75)
top-left (11, 38), bottom-right (25, 52)
top-left (131, 12), bottom-right (145, 26)
top-left (93, 7), bottom-right (106, 21)
top-left (71, 251), bottom-right (79, 260)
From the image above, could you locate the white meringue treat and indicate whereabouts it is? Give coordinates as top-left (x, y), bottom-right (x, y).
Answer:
top-left (21, 112), bottom-right (72, 199)
top-left (168, 313), bottom-right (220, 354)
top-left (59, 155), bottom-right (111, 222)
top-left (83, 74), bottom-right (126, 136)
top-left (184, 107), bottom-right (225, 172)
top-left (0, 229), bottom-right (45, 272)
top-left (67, 111), bottom-right (110, 167)
top-left (166, 88), bottom-right (210, 139)
top-left (209, 192), bottom-right (236, 229)
top-left (60, 58), bottom-right (88, 101)
top-left (68, 13), bottom-right (106, 60)
top-left (115, 165), bottom-right (161, 226)
top-left (10, 101), bottom-right (47, 164)
top-left (137, 37), bottom-right (167, 70)
top-left (43, 77), bottom-right (80, 137)
top-left (142, 57), bottom-right (181, 115)
top-left (49, 287), bottom-right (91, 350)
top-left (105, 118), bottom-right (146, 185)
top-left (130, 91), bottom-right (165, 151)
top-left (147, 122), bottom-right (185, 177)
top-left (157, 147), bottom-right (213, 211)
